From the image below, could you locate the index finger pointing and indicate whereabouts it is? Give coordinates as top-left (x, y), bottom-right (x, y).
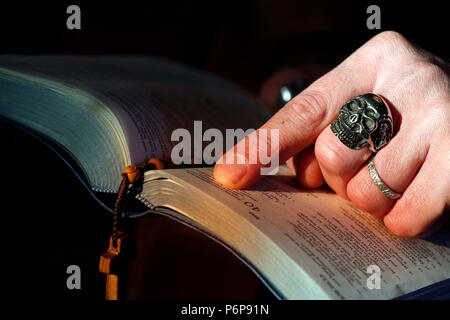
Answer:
top-left (214, 46), bottom-right (379, 189)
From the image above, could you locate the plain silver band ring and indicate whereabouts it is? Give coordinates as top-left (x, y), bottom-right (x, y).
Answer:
top-left (368, 159), bottom-right (402, 199)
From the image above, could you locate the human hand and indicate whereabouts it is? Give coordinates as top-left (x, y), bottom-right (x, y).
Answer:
top-left (214, 31), bottom-right (449, 237)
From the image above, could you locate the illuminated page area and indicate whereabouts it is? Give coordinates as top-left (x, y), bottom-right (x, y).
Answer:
top-left (0, 67), bottom-right (129, 192)
top-left (0, 56), bottom-right (268, 171)
top-left (151, 167), bottom-right (450, 299)
top-left (140, 169), bottom-right (329, 300)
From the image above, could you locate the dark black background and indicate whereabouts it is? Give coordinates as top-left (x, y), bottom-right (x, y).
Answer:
top-left (0, 1), bottom-right (448, 299)
top-left (1, 1), bottom-right (448, 93)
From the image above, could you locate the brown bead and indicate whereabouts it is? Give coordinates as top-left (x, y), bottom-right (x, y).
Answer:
top-left (122, 165), bottom-right (142, 184)
top-left (147, 158), bottom-right (165, 170)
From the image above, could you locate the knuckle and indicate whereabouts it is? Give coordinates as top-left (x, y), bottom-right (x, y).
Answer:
top-left (423, 101), bottom-right (450, 132)
top-left (373, 30), bottom-right (409, 49)
top-left (284, 90), bottom-right (328, 133)
top-left (412, 60), bottom-right (447, 81)
top-left (365, 31), bottom-right (415, 63)
top-left (383, 190), bottom-right (444, 238)
top-left (345, 31), bottom-right (411, 76)
top-left (347, 178), bottom-right (380, 215)
top-left (314, 135), bottom-right (347, 175)
top-left (384, 213), bottom-right (422, 238)
top-left (407, 60), bottom-right (450, 110)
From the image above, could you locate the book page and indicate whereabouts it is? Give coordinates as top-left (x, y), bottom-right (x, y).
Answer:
top-left (144, 167), bottom-right (450, 299)
top-left (0, 56), bottom-right (269, 166)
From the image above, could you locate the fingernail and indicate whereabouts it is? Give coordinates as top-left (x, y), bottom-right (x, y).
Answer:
top-left (214, 163), bottom-right (248, 186)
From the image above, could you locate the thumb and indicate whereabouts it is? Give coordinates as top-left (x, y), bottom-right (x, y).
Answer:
top-left (214, 52), bottom-right (378, 189)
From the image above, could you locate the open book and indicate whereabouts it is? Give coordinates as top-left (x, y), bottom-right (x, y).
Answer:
top-left (139, 166), bottom-right (450, 299)
top-left (1, 56), bottom-right (449, 300)
top-left (0, 55), bottom-right (268, 192)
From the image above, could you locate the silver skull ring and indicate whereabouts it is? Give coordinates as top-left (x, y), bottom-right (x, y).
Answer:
top-left (331, 93), bottom-right (394, 153)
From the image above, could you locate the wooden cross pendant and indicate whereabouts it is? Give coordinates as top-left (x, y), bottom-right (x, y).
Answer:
top-left (99, 231), bottom-right (133, 300)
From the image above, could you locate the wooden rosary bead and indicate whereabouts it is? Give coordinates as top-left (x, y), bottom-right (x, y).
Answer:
top-left (147, 158), bottom-right (165, 170)
top-left (122, 165), bottom-right (142, 184)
